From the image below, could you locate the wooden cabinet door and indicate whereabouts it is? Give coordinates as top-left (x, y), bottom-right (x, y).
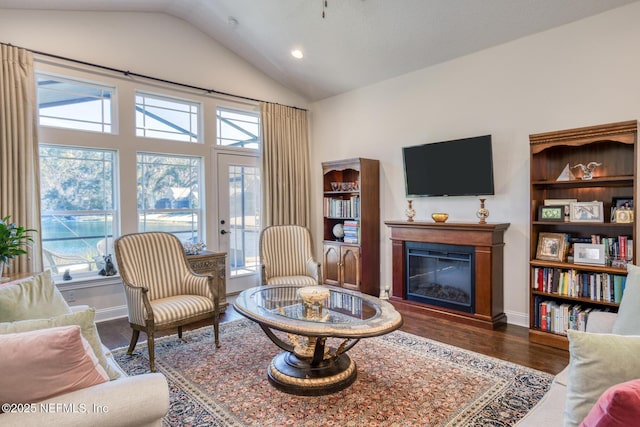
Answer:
top-left (341, 245), bottom-right (361, 291)
top-left (323, 243), bottom-right (341, 286)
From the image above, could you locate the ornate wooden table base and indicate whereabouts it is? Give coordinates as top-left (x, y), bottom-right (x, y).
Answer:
top-left (268, 351), bottom-right (357, 396)
top-left (235, 285), bottom-right (402, 396)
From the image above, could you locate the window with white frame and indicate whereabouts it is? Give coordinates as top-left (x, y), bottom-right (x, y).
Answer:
top-left (39, 145), bottom-right (118, 275)
top-left (136, 92), bottom-right (201, 142)
top-left (36, 73), bottom-right (115, 133)
top-left (137, 152), bottom-right (203, 243)
top-left (216, 106), bottom-right (260, 149)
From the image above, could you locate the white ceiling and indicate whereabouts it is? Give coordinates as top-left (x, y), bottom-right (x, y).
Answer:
top-left (0, 0), bottom-right (637, 101)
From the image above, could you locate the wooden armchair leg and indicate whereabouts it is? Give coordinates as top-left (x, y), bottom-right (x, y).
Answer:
top-left (127, 329), bottom-right (140, 355)
top-left (148, 331), bottom-right (156, 372)
top-left (213, 304), bottom-right (220, 349)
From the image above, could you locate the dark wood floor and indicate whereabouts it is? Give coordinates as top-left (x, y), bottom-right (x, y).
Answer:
top-left (97, 301), bottom-right (569, 375)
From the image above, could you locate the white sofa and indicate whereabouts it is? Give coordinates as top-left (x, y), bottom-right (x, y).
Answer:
top-left (0, 273), bottom-right (169, 426)
top-left (516, 311), bottom-right (618, 426)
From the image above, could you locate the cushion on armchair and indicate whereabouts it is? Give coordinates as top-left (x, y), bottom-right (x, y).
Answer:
top-left (0, 325), bottom-right (108, 405)
top-left (0, 270), bottom-right (71, 322)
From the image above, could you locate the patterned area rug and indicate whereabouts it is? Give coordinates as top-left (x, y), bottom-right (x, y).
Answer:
top-left (113, 319), bottom-right (552, 426)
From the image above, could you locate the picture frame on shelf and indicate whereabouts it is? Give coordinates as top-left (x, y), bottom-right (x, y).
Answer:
top-left (569, 201), bottom-right (604, 223)
top-left (538, 205), bottom-right (564, 222)
top-left (573, 243), bottom-right (606, 266)
top-left (615, 209), bottom-right (634, 224)
top-left (612, 197), bottom-right (633, 210)
top-left (536, 232), bottom-right (567, 262)
top-left (544, 198), bottom-right (575, 222)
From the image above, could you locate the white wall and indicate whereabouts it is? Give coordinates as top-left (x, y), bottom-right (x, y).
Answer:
top-left (0, 10), bottom-right (308, 321)
top-left (0, 10), bottom-right (307, 108)
top-left (309, 2), bottom-right (640, 326)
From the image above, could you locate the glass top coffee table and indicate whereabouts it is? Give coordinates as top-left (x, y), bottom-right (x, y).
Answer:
top-left (234, 284), bottom-right (403, 395)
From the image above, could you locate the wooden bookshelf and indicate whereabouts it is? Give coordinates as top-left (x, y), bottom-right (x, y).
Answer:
top-left (529, 120), bottom-right (637, 350)
top-left (322, 158), bottom-right (379, 296)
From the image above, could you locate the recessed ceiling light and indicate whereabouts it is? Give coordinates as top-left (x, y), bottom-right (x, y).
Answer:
top-left (291, 49), bottom-right (304, 59)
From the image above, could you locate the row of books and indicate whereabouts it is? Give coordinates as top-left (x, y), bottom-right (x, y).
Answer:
top-left (592, 235), bottom-right (633, 263)
top-left (532, 267), bottom-right (626, 303)
top-left (533, 296), bottom-right (607, 335)
top-left (342, 220), bottom-right (360, 244)
top-left (323, 196), bottom-right (360, 219)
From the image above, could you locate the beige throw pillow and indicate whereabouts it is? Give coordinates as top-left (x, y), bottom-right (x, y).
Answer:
top-left (0, 307), bottom-right (122, 380)
top-left (0, 270), bottom-right (71, 322)
top-left (564, 330), bottom-right (640, 427)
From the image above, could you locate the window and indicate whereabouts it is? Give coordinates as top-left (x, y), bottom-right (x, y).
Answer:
top-left (136, 92), bottom-right (201, 142)
top-left (137, 152), bottom-right (203, 242)
top-left (216, 107), bottom-right (260, 149)
top-left (37, 73), bottom-right (115, 133)
top-left (39, 145), bottom-right (117, 275)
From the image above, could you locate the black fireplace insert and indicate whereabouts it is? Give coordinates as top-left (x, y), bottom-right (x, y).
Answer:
top-left (405, 241), bottom-right (475, 313)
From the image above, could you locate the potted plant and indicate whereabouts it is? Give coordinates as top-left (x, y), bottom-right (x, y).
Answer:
top-left (0, 215), bottom-right (36, 277)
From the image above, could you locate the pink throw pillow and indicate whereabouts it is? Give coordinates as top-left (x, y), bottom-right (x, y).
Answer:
top-left (0, 325), bottom-right (109, 405)
top-left (580, 378), bottom-right (640, 427)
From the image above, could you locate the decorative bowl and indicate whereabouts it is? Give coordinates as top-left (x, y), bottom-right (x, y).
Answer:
top-left (298, 286), bottom-right (330, 304)
top-left (431, 213), bottom-right (449, 223)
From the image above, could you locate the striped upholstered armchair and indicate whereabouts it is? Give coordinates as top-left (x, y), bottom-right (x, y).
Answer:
top-left (114, 232), bottom-right (220, 372)
top-left (259, 225), bottom-right (321, 286)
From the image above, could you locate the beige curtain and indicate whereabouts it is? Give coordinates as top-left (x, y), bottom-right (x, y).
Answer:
top-left (260, 102), bottom-right (310, 227)
top-left (0, 45), bottom-right (42, 274)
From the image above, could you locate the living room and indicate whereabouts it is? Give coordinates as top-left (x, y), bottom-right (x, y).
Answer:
top-left (2, 2), bottom-right (640, 426)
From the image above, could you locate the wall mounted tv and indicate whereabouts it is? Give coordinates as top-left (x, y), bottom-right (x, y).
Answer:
top-left (403, 135), bottom-right (495, 197)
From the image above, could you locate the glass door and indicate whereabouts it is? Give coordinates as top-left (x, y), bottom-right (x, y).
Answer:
top-left (217, 153), bottom-right (261, 293)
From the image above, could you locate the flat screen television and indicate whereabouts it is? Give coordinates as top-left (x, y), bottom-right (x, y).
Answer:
top-left (403, 135), bottom-right (495, 197)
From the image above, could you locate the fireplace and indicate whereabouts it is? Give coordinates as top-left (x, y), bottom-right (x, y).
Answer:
top-left (406, 242), bottom-right (474, 313)
top-left (384, 221), bottom-right (510, 329)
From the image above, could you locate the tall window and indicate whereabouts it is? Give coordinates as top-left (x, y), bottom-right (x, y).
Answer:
top-left (39, 145), bottom-right (117, 274)
top-left (216, 107), bottom-right (260, 149)
top-left (137, 152), bottom-right (203, 242)
top-left (37, 73), bottom-right (115, 133)
top-left (136, 92), bottom-right (201, 142)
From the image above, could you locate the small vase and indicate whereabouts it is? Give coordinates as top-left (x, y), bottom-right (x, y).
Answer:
top-left (406, 200), bottom-right (416, 222)
top-left (477, 198), bottom-right (490, 224)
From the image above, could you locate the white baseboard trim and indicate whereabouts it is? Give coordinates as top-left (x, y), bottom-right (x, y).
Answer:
top-left (95, 305), bottom-right (128, 323)
top-left (505, 309), bottom-right (528, 328)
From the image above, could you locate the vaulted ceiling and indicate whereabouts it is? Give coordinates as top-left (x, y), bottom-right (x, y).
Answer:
top-left (0, 0), bottom-right (637, 101)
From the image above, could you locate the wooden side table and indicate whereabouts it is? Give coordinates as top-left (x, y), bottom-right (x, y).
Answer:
top-left (187, 251), bottom-right (227, 312)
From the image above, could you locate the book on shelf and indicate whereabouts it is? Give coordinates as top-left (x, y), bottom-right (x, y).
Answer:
top-left (533, 296), bottom-right (601, 335)
top-left (342, 220), bottom-right (360, 244)
top-left (532, 266), bottom-right (624, 302)
top-left (323, 195), bottom-right (361, 218)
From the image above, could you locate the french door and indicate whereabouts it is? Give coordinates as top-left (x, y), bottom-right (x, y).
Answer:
top-left (216, 152), bottom-right (261, 294)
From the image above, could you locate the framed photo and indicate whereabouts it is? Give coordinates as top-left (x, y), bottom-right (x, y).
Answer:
top-left (612, 197), bottom-right (633, 210)
top-left (569, 201), bottom-right (604, 223)
top-left (615, 209), bottom-right (634, 224)
top-left (573, 243), bottom-right (606, 266)
top-left (536, 232), bottom-right (567, 262)
top-left (538, 205), bottom-right (564, 222)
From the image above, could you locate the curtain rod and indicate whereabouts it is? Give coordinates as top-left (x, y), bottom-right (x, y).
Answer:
top-left (2, 42), bottom-right (307, 112)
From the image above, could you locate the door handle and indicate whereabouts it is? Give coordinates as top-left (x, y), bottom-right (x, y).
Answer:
top-left (220, 230), bottom-right (230, 235)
